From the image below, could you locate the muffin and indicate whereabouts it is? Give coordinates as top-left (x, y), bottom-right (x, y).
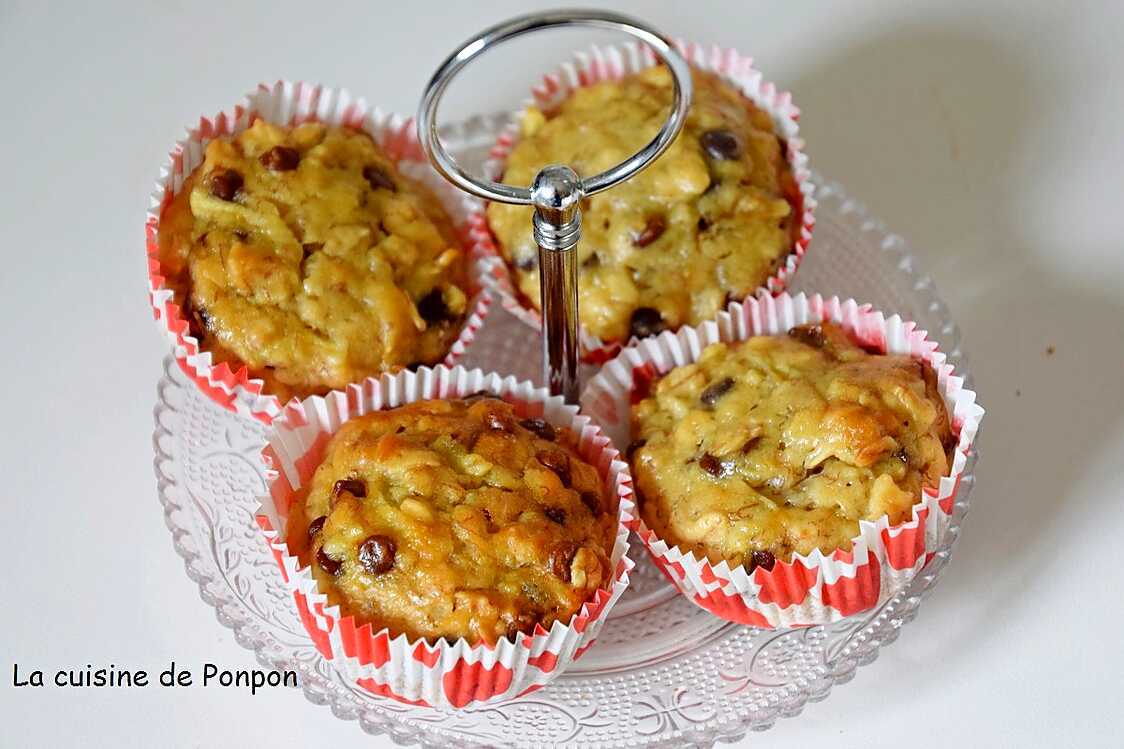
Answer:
top-left (486, 65), bottom-right (802, 345)
top-left (629, 321), bottom-right (956, 569)
top-left (259, 364), bottom-right (637, 705)
top-left (287, 396), bottom-right (617, 645)
top-left (157, 118), bottom-right (470, 403)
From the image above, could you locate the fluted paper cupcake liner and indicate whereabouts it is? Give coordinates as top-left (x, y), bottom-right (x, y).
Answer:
top-left (255, 364), bottom-right (636, 707)
top-left (581, 292), bottom-right (983, 627)
top-left (146, 81), bottom-right (493, 424)
top-left (467, 40), bottom-right (817, 362)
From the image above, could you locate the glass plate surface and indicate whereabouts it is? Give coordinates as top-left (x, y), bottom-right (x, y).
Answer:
top-left (152, 113), bottom-right (977, 748)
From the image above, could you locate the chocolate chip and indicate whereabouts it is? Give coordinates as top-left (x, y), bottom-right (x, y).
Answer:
top-left (549, 542), bottom-right (578, 582)
top-left (700, 377), bottom-right (735, 406)
top-left (363, 165), bottom-right (395, 191)
top-left (332, 478), bottom-right (367, 499)
top-left (417, 289), bottom-right (449, 324)
top-left (259, 145), bottom-right (300, 171)
top-left (536, 450), bottom-right (571, 487)
top-left (519, 418), bottom-right (556, 441)
top-left (629, 307), bottom-right (664, 339)
top-left (580, 491), bottom-right (602, 515)
top-left (626, 440), bottom-right (646, 460)
top-left (697, 216), bottom-right (711, 232)
top-left (788, 324), bottom-right (826, 349)
top-left (700, 129), bottom-right (741, 160)
top-left (357, 534), bottom-right (396, 575)
top-left (633, 215), bottom-right (666, 247)
top-left (750, 550), bottom-right (776, 572)
top-left (307, 515), bottom-right (327, 540)
top-left (699, 453), bottom-right (731, 478)
top-left (208, 168), bottom-right (243, 201)
top-left (544, 507), bottom-right (566, 525)
top-left (516, 254), bottom-right (537, 271)
top-left (188, 303), bottom-right (212, 339)
top-left (316, 548), bottom-right (343, 576)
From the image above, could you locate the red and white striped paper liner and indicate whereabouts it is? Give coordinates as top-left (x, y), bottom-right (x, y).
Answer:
top-left (255, 364), bottom-right (636, 707)
top-left (146, 81), bottom-right (493, 424)
top-left (467, 40), bottom-right (817, 363)
top-left (581, 293), bottom-right (984, 628)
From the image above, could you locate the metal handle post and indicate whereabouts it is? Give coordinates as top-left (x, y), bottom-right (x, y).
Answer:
top-left (417, 10), bottom-right (692, 402)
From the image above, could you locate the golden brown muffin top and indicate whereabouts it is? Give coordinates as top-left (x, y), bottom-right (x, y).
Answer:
top-left (630, 322), bottom-right (954, 567)
top-left (487, 66), bottom-right (799, 344)
top-left (158, 120), bottom-right (469, 402)
top-left (288, 398), bottom-right (616, 645)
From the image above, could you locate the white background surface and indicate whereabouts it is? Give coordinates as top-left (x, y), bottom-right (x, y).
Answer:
top-left (1, 0), bottom-right (1121, 746)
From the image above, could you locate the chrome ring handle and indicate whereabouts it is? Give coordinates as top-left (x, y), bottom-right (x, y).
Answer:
top-left (417, 10), bottom-right (693, 402)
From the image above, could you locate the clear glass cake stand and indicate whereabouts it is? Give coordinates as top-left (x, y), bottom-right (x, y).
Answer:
top-left (152, 113), bottom-right (976, 748)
